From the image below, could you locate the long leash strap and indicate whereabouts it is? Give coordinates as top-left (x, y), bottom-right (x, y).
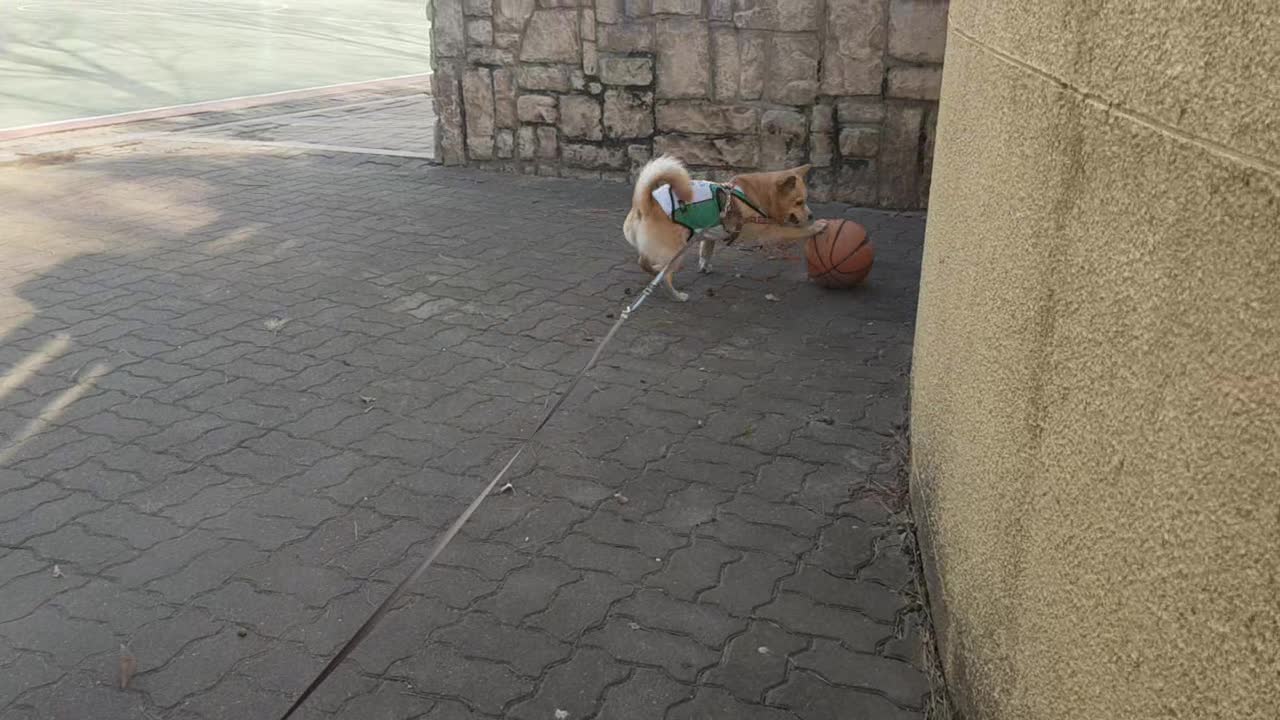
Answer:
top-left (278, 238), bottom-right (700, 719)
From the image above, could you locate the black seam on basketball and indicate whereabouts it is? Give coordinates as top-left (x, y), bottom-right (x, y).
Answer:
top-left (827, 224), bottom-right (869, 276)
top-left (815, 219), bottom-right (869, 280)
top-left (833, 234), bottom-right (870, 270)
top-left (813, 219), bottom-right (846, 279)
top-left (824, 220), bottom-right (845, 276)
top-left (827, 244), bottom-right (869, 278)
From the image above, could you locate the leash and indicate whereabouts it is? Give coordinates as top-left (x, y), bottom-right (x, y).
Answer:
top-left (277, 238), bottom-right (701, 720)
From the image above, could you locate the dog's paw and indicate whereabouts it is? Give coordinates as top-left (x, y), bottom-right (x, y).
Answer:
top-left (697, 259), bottom-right (713, 274)
top-left (674, 291), bottom-right (690, 302)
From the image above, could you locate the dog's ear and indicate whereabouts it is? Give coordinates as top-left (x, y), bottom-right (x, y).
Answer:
top-left (778, 165), bottom-right (813, 190)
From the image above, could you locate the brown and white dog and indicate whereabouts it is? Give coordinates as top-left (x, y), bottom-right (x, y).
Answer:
top-left (623, 155), bottom-right (826, 301)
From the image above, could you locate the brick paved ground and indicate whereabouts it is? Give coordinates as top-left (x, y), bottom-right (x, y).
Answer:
top-left (0, 96), bottom-right (929, 719)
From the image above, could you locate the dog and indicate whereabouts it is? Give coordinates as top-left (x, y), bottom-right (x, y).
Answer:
top-left (623, 155), bottom-right (826, 301)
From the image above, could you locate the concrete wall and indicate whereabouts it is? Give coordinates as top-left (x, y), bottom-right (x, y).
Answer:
top-left (911, 1), bottom-right (1280, 718)
top-left (428, 0), bottom-right (948, 208)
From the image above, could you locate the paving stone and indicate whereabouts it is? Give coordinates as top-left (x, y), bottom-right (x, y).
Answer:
top-left (720, 492), bottom-right (826, 536)
top-left (527, 570), bottom-right (632, 640)
top-left (597, 667), bottom-right (692, 720)
top-left (136, 626), bottom-right (270, 708)
top-left (576, 509), bottom-right (683, 557)
top-left (319, 457), bottom-right (406, 507)
top-left (0, 606), bottom-right (117, 669)
top-left (546, 532), bottom-right (663, 582)
top-left (795, 638), bottom-right (929, 708)
top-left (288, 452), bottom-right (375, 494)
top-left (147, 540), bottom-right (267, 602)
top-left (302, 512), bottom-right (414, 571)
top-left (0, 96), bottom-right (928, 720)
top-left (793, 463), bottom-right (866, 514)
top-left (668, 687), bottom-right (798, 720)
top-left (7, 670), bottom-right (151, 720)
top-left (861, 537), bottom-right (917, 589)
top-left (704, 620), bottom-right (808, 703)
top-left (603, 473), bottom-right (681, 521)
top-left (324, 679), bottom-right (431, 719)
top-left (51, 461), bottom-right (148, 501)
top-left (583, 617), bottom-right (718, 682)
top-left (120, 608), bottom-right (224, 675)
top-left (243, 430), bottom-right (339, 466)
top-left (240, 486), bottom-right (343, 528)
top-left (0, 492), bottom-right (107, 546)
top-left (432, 537), bottom-right (525, 582)
top-left (699, 550), bottom-right (795, 616)
top-left (50, 579), bottom-right (173, 633)
top-left (388, 643), bottom-right (532, 715)
top-left (882, 610), bottom-right (928, 670)
top-left (0, 647), bottom-right (65, 709)
top-left (179, 671), bottom-right (286, 719)
top-left (165, 480), bottom-right (263, 527)
top-left (489, 496), bottom-right (591, 547)
top-left (336, 595), bottom-right (461, 675)
top-left (416, 697), bottom-right (491, 719)
top-left (208, 447), bottom-right (299, 483)
top-left (169, 421), bottom-right (270, 463)
top-left (26, 524), bottom-right (134, 574)
top-left (238, 552), bottom-right (359, 609)
top-left (768, 669), bottom-right (921, 719)
top-left (646, 539), bottom-right (740, 600)
top-left (368, 484), bottom-right (464, 529)
top-left (435, 611), bottom-right (573, 676)
top-left (782, 566), bottom-right (907, 623)
top-left (1, 557), bottom-right (92, 623)
top-left (748, 457), bottom-right (816, 502)
top-left (507, 647), bottom-right (628, 720)
top-left (614, 588), bottom-right (745, 647)
top-left (0, 483), bottom-right (67, 524)
top-left (699, 514), bottom-right (812, 557)
top-left (191, 580), bottom-right (317, 638)
top-left (757, 592), bottom-right (891, 651)
top-left (11, 433), bottom-right (121, 478)
top-left (809, 516), bottom-right (880, 575)
top-left (475, 557), bottom-right (580, 623)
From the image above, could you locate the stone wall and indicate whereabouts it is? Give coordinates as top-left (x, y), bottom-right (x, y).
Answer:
top-left (429, 0), bottom-right (947, 208)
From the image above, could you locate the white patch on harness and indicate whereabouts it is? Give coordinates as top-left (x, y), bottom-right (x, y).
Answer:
top-left (651, 180), bottom-right (717, 219)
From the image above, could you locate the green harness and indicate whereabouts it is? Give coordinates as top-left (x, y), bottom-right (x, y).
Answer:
top-left (656, 181), bottom-right (769, 238)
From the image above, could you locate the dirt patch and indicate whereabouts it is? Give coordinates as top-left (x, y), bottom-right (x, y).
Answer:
top-left (16, 151), bottom-right (80, 166)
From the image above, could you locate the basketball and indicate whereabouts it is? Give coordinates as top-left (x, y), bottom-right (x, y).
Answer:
top-left (806, 219), bottom-right (873, 288)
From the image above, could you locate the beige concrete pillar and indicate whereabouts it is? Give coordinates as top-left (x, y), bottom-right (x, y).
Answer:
top-left (910, 2), bottom-right (1280, 718)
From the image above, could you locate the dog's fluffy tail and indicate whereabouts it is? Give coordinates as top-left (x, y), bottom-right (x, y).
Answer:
top-left (632, 155), bottom-right (692, 216)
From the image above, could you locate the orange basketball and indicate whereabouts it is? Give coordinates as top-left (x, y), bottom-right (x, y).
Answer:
top-left (806, 219), bottom-right (873, 288)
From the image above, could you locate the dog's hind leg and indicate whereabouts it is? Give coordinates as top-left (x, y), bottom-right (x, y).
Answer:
top-left (659, 254), bottom-right (689, 302)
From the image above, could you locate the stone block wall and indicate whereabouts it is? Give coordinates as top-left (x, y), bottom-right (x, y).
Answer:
top-left (429, 0), bottom-right (947, 208)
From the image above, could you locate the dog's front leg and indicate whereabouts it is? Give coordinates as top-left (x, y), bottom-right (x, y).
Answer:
top-left (698, 236), bottom-right (716, 274)
top-left (696, 227), bottom-right (733, 274)
top-left (736, 220), bottom-right (828, 246)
